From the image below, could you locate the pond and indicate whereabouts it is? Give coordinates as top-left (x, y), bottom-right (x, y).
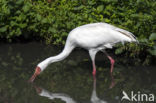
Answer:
top-left (0, 42), bottom-right (155, 103)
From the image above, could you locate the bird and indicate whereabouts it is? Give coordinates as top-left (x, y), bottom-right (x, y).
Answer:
top-left (29, 22), bottom-right (138, 82)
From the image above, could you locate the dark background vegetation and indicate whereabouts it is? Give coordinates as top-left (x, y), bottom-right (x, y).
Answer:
top-left (0, 0), bottom-right (156, 64)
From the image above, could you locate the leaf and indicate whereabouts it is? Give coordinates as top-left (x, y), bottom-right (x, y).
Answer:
top-left (19, 23), bottom-right (27, 28)
top-left (149, 33), bottom-right (156, 41)
top-left (16, 10), bottom-right (21, 14)
top-left (22, 3), bottom-right (31, 13)
top-left (10, 21), bottom-right (17, 26)
top-left (0, 26), bottom-right (7, 32)
top-left (41, 18), bottom-right (48, 24)
top-left (74, 5), bottom-right (84, 10)
top-left (88, 1), bottom-right (96, 5)
top-left (148, 49), bottom-right (156, 56)
top-left (16, 28), bottom-right (21, 36)
top-left (16, 0), bottom-right (24, 5)
top-left (97, 5), bottom-right (104, 12)
top-left (139, 38), bottom-right (148, 43)
top-left (115, 47), bottom-right (123, 54)
top-left (104, 18), bottom-right (110, 23)
top-left (48, 27), bottom-right (56, 33)
top-left (36, 14), bottom-right (42, 21)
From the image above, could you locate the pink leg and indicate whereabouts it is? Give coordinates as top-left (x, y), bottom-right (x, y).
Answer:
top-left (107, 56), bottom-right (115, 89)
top-left (92, 61), bottom-right (96, 76)
top-left (107, 56), bottom-right (115, 73)
top-left (102, 50), bottom-right (116, 88)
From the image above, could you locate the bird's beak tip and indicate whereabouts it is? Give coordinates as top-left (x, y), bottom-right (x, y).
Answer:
top-left (28, 66), bottom-right (41, 83)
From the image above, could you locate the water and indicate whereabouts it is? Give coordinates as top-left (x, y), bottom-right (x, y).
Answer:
top-left (0, 42), bottom-right (155, 103)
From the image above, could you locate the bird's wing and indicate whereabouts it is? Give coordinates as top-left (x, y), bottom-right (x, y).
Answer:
top-left (103, 44), bottom-right (113, 49)
top-left (114, 28), bottom-right (137, 41)
top-left (104, 23), bottom-right (137, 42)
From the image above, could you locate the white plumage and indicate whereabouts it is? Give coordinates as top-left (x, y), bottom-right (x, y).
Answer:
top-left (29, 22), bottom-right (138, 82)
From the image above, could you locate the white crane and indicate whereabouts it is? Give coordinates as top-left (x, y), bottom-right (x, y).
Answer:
top-left (29, 22), bottom-right (138, 82)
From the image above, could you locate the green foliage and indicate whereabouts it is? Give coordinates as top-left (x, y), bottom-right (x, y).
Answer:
top-left (149, 33), bottom-right (156, 41)
top-left (0, 0), bottom-right (155, 64)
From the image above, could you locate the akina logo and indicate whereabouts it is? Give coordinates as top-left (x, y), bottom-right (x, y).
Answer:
top-left (121, 91), bottom-right (155, 102)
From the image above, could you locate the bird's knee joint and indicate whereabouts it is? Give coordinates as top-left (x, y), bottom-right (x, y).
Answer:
top-left (111, 59), bottom-right (115, 64)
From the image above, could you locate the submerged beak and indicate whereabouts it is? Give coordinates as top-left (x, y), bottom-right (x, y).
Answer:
top-left (28, 66), bottom-right (41, 83)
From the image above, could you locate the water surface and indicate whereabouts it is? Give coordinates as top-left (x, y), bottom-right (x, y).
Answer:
top-left (0, 42), bottom-right (155, 103)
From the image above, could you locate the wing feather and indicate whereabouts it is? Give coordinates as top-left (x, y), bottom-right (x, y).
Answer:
top-left (103, 23), bottom-right (138, 42)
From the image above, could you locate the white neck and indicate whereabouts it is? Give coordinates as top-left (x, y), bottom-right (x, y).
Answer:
top-left (38, 43), bottom-right (74, 71)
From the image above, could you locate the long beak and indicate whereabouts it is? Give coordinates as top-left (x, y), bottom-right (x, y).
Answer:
top-left (28, 66), bottom-right (41, 83)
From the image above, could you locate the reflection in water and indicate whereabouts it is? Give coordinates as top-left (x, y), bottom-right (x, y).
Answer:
top-left (35, 86), bottom-right (77, 103)
top-left (91, 76), bottom-right (107, 103)
top-left (33, 75), bottom-right (109, 103)
top-left (36, 87), bottom-right (77, 103)
top-left (109, 73), bottom-right (115, 89)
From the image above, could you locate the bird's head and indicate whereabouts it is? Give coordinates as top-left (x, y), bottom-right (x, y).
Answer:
top-left (28, 60), bottom-right (49, 83)
top-left (28, 66), bottom-right (42, 83)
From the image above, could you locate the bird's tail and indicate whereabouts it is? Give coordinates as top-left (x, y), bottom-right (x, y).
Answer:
top-left (115, 28), bottom-right (139, 43)
top-left (104, 23), bottom-right (139, 43)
